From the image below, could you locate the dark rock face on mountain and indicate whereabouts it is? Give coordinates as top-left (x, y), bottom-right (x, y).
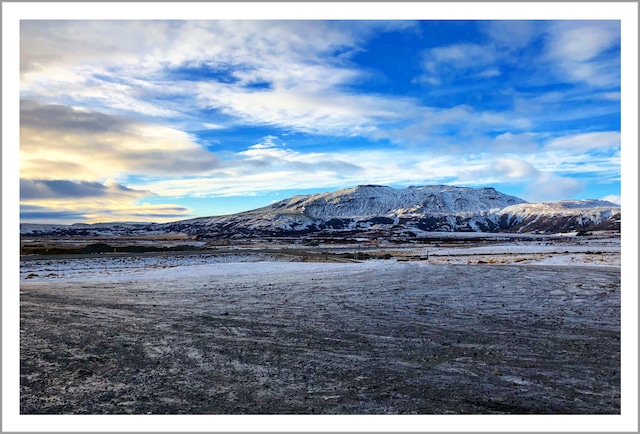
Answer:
top-left (20, 185), bottom-right (621, 239)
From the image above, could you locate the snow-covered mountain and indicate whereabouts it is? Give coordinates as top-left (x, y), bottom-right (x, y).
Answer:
top-left (265, 185), bottom-right (524, 218)
top-left (161, 185), bottom-right (526, 236)
top-left (497, 200), bottom-right (621, 233)
top-left (20, 185), bottom-right (621, 238)
top-left (155, 185), bottom-right (621, 237)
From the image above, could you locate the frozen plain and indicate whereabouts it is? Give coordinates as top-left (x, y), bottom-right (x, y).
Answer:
top-left (20, 239), bottom-right (621, 415)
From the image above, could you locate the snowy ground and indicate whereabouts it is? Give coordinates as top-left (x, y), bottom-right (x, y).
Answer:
top-left (20, 237), bottom-right (621, 282)
top-left (397, 243), bottom-right (620, 267)
top-left (19, 235), bottom-right (621, 417)
top-left (20, 252), bottom-right (299, 282)
top-left (20, 258), bottom-right (620, 416)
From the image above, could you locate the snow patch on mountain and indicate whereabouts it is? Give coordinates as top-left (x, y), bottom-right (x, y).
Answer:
top-left (500, 200), bottom-right (619, 217)
top-left (261, 185), bottom-right (526, 219)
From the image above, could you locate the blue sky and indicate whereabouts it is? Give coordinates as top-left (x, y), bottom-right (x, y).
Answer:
top-left (18, 17), bottom-right (623, 224)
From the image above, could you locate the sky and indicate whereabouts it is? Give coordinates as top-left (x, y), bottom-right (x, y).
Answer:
top-left (17, 16), bottom-right (624, 224)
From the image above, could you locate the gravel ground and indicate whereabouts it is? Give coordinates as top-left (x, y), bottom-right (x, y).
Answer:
top-left (20, 261), bottom-right (620, 415)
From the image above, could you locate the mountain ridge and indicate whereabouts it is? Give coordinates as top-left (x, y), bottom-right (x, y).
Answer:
top-left (20, 185), bottom-right (621, 238)
top-left (184, 184), bottom-right (526, 223)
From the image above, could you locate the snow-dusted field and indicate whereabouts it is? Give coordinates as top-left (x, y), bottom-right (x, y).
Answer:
top-left (20, 247), bottom-right (620, 415)
top-left (401, 242), bottom-right (620, 267)
top-left (20, 252), bottom-right (298, 282)
top-left (20, 235), bottom-right (621, 282)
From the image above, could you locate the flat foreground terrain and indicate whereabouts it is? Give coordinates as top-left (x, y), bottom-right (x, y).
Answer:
top-left (20, 260), bottom-right (620, 414)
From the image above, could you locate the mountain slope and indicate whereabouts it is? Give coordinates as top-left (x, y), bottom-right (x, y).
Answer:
top-left (161, 185), bottom-right (528, 237)
top-left (266, 185), bottom-right (525, 219)
top-left (496, 200), bottom-right (621, 233)
top-left (20, 185), bottom-right (621, 238)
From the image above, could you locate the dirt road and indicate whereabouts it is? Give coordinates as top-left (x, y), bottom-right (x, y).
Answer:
top-left (20, 262), bottom-right (620, 414)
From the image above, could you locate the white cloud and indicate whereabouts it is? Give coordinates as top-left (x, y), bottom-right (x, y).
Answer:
top-left (378, 105), bottom-right (533, 147)
top-left (544, 21), bottom-right (620, 87)
top-left (526, 150), bottom-right (620, 181)
top-left (545, 131), bottom-right (620, 151)
top-left (417, 43), bottom-right (497, 85)
top-left (455, 156), bottom-right (592, 202)
top-left (426, 43), bottom-right (496, 71)
top-left (599, 92), bottom-right (621, 101)
top-left (601, 195), bottom-right (621, 205)
top-left (547, 21), bottom-right (619, 65)
top-left (492, 158), bottom-right (538, 179)
top-left (20, 20), bottom-right (416, 137)
top-left (194, 81), bottom-right (417, 136)
top-left (480, 20), bottom-right (537, 50)
top-left (457, 157), bottom-right (538, 183)
top-left (20, 101), bottom-right (221, 181)
top-left (247, 135), bottom-right (281, 150)
top-left (492, 132), bottom-right (540, 153)
top-left (130, 146), bottom-right (463, 199)
top-left (19, 20), bottom-right (622, 154)
top-left (412, 75), bottom-right (441, 86)
top-left (524, 172), bottom-right (584, 202)
top-left (475, 68), bottom-right (501, 79)
top-left (202, 122), bottom-right (226, 130)
top-left (30, 21), bottom-right (434, 138)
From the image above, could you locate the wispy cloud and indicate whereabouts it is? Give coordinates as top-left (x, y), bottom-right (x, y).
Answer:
top-left (457, 157), bottom-right (538, 182)
top-left (545, 131), bottom-right (620, 151)
top-left (376, 104), bottom-right (533, 148)
top-left (195, 81), bottom-right (418, 136)
top-left (479, 20), bottom-right (537, 50)
top-left (456, 156), bottom-right (586, 202)
top-left (544, 20), bottom-right (620, 88)
top-left (416, 43), bottom-right (497, 86)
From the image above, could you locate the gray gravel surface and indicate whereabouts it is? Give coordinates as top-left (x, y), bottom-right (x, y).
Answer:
top-left (20, 262), bottom-right (620, 414)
